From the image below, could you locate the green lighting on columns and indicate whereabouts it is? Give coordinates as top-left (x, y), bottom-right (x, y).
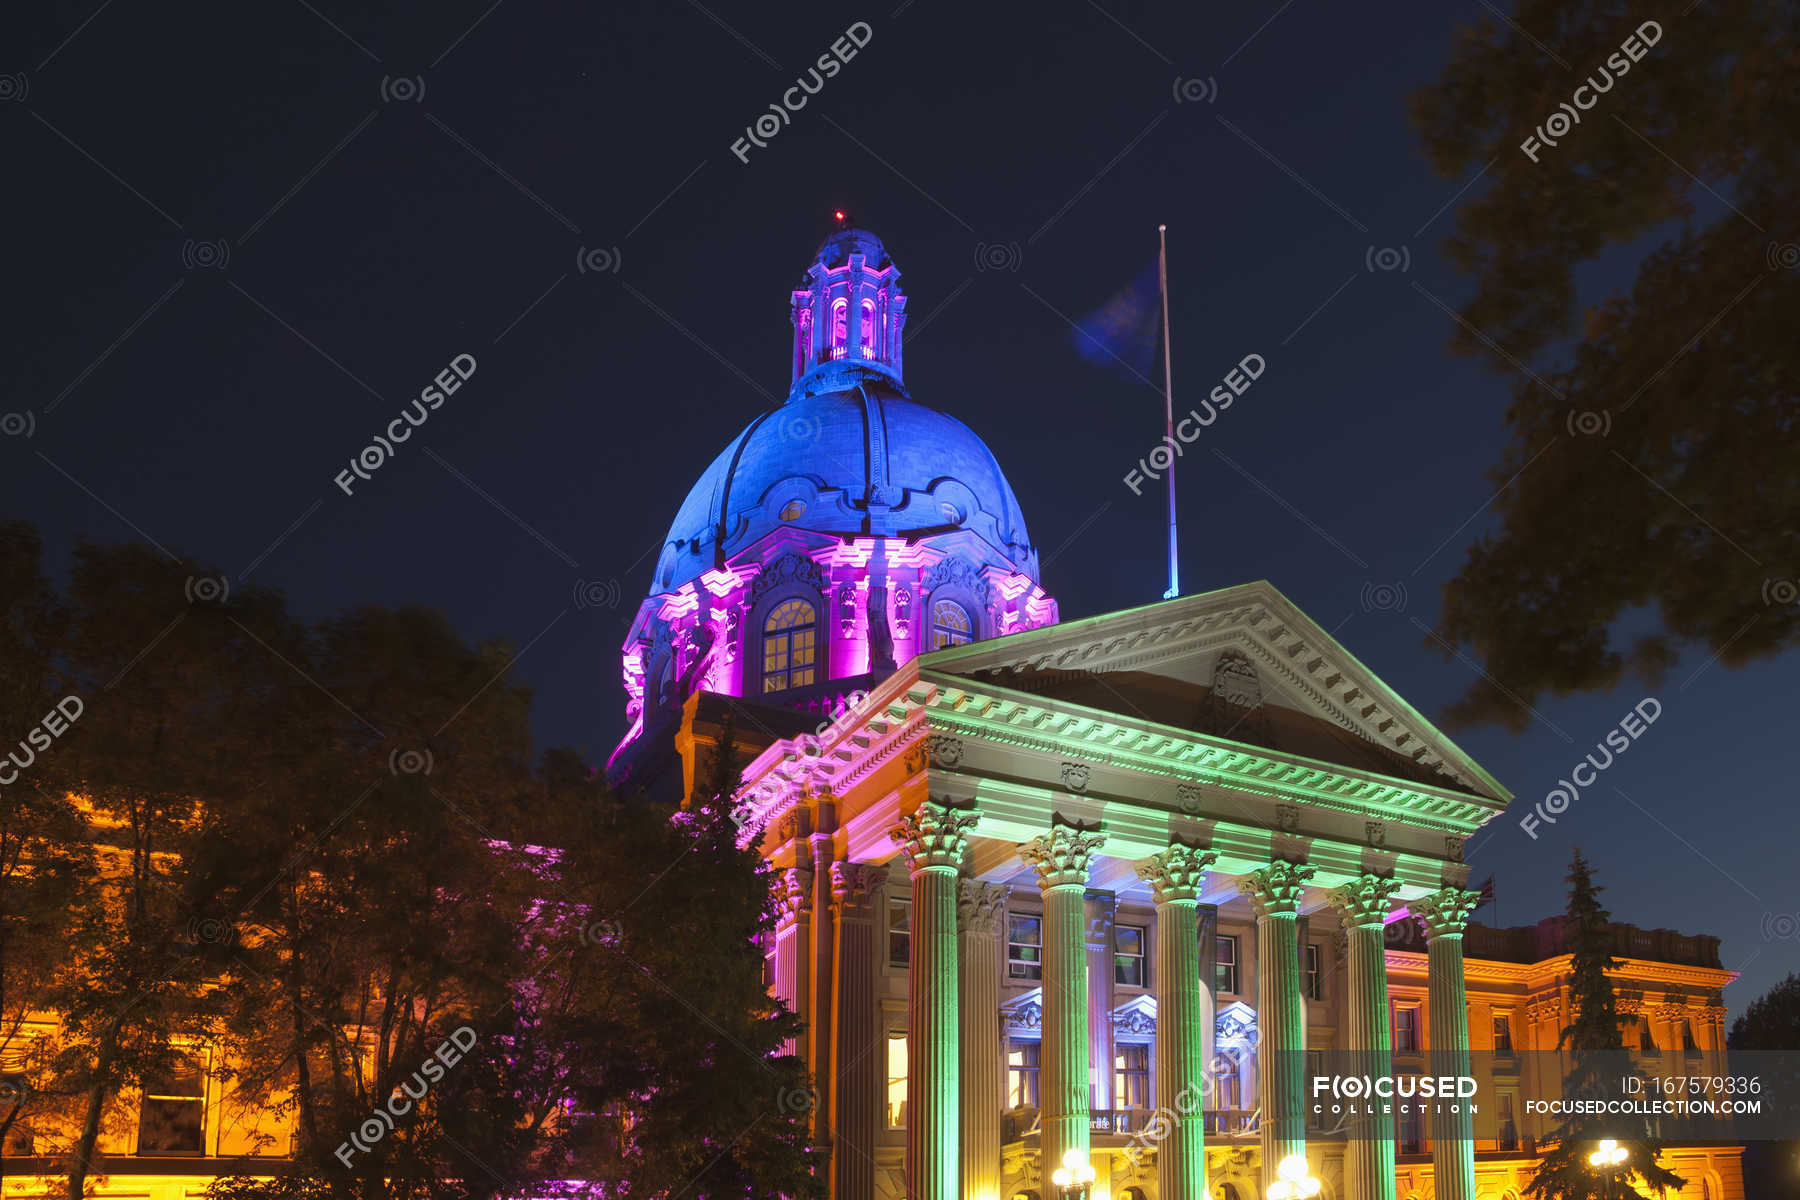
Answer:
top-left (892, 802), bottom-right (979, 1200)
top-left (1240, 861), bottom-right (1315, 1197)
top-left (1329, 875), bottom-right (1404, 1200)
top-left (1023, 824), bottom-right (1107, 1191)
top-left (1417, 885), bottom-right (1482, 1200)
top-left (1138, 842), bottom-right (1218, 1200)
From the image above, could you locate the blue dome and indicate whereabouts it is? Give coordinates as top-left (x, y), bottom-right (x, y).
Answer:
top-left (652, 363), bottom-right (1038, 593)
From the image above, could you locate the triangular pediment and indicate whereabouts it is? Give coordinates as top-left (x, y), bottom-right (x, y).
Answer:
top-left (918, 580), bottom-right (1508, 803)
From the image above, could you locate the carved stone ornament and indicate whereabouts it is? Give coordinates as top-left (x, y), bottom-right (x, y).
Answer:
top-left (1176, 782), bottom-right (1207, 814)
top-left (1021, 824), bottom-right (1107, 890)
top-left (927, 734), bottom-right (963, 767)
top-left (830, 861), bottom-right (889, 917)
top-left (838, 582), bottom-right (857, 637)
top-left (891, 801), bottom-right (977, 874)
top-left (1365, 820), bottom-right (1387, 849)
top-left (1275, 803), bottom-right (1301, 833)
top-left (1445, 835), bottom-right (1466, 864)
top-left (1212, 649), bottom-right (1263, 708)
top-left (748, 552), bottom-right (828, 607)
top-left (922, 556), bottom-right (993, 610)
top-left (904, 741), bottom-right (930, 776)
top-left (1412, 884), bottom-right (1482, 940)
top-left (1135, 843), bottom-right (1218, 905)
top-left (1325, 873), bottom-right (1402, 929)
top-left (1115, 1008), bottom-right (1157, 1037)
top-left (1060, 762), bottom-right (1092, 793)
top-left (1006, 1001), bottom-right (1043, 1031)
top-left (777, 866), bottom-right (813, 921)
top-left (1237, 860), bottom-right (1315, 917)
top-left (957, 879), bottom-right (1007, 934)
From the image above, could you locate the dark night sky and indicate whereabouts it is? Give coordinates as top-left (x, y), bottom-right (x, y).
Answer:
top-left (6, 2), bottom-right (1793, 1016)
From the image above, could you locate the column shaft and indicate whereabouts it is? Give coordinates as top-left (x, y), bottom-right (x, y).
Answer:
top-left (1330, 874), bottom-right (1402, 1200)
top-left (1137, 843), bottom-right (1216, 1200)
top-left (1417, 886), bottom-right (1480, 1200)
top-left (812, 830), bottom-right (838, 1148)
top-left (1022, 825), bottom-right (1106, 1186)
top-left (958, 881), bottom-right (1006, 1200)
top-left (1240, 862), bottom-right (1314, 1194)
top-left (831, 864), bottom-right (886, 1200)
top-left (892, 802), bottom-right (976, 1200)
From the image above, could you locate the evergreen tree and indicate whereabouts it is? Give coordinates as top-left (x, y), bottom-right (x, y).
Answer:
top-left (1727, 973), bottom-right (1800, 1198)
top-left (1527, 850), bottom-right (1684, 1198)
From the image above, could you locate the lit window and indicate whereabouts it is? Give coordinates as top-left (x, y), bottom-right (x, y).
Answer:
top-left (778, 498), bottom-right (806, 522)
top-left (1114, 925), bottom-right (1146, 987)
top-left (929, 599), bottom-right (972, 650)
top-left (1214, 933), bottom-right (1239, 995)
top-left (761, 599), bottom-right (817, 693)
top-left (887, 898), bottom-right (910, 968)
top-left (1497, 1091), bottom-right (1519, 1151)
top-left (138, 1056), bottom-right (205, 1155)
top-left (1398, 1102), bottom-right (1422, 1154)
top-left (860, 298), bottom-right (876, 356)
top-left (886, 1034), bottom-right (908, 1129)
top-left (1007, 914), bottom-right (1042, 981)
top-left (1492, 1011), bottom-right (1514, 1055)
top-left (1007, 1040), bottom-right (1040, 1109)
top-left (1304, 943), bottom-right (1323, 1001)
top-left (831, 299), bottom-right (848, 349)
top-left (1114, 1044), bottom-right (1149, 1110)
top-left (1393, 1004), bottom-right (1419, 1054)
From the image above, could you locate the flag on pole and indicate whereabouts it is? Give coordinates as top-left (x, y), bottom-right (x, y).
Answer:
top-left (1070, 259), bottom-right (1162, 379)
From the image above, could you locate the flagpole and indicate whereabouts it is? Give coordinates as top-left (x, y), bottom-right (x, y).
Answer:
top-left (1158, 224), bottom-right (1178, 600)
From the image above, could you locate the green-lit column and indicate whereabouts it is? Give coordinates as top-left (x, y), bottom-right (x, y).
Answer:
top-left (1238, 861), bottom-right (1315, 1195)
top-left (830, 862), bottom-right (888, 1200)
top-left (1135, 842), bottom-right (1218, 1200)
top-left (958, 879), bottom-right (1007, 1200)
top-left (1021, 823), bottom-right (1107, 1185)
top-left (1414, 886), bottom-right (1481, 1200)
top-left (1327, 875), bottom-right (1403, 1200)
top-left (891, 801), bottom-right (978, 1200)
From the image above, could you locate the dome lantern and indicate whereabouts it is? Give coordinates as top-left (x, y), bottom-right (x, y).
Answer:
top-left (790, 218), bottom-right (907, 392)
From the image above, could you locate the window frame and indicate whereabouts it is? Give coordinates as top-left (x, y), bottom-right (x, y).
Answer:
top-left (1393, 1003), bottom-right (1420, 1054)
top-left (760, 597), bottom-right (820, 694)
top-left (1113, 1043), bottom-right (1150, 1111)
top-left (1007, 913), bottom-right (1043, 981)
top-left (885, 1032), bottom-right (908, 1129)
top-left (887, 897), bottom-right (910, 969)
top-left (927, 597), bottom-right (973, 651)
top-left (1492, 1010), bottom-right (1514, 1056)
top-left (1303, 942), bottom-right (1323, 1001)
top-left (1114, 924), bottom-right (1147, 988)
top-left (136, 1053), bottom-right (207, 1156)
top-left (1214, 933), bottom-right (1239, 995)
top-left (1006, 1039), bottom-right (1041, 1111)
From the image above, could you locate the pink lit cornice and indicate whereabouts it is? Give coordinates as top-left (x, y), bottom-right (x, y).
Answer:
top-left (700, 565), bottom-right (749, 597)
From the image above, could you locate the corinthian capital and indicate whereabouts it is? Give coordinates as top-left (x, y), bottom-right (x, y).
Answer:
top-left (891, 800), bottom-right (977, 875)
top-left (1326, 874), bottom-right (1403, 929)
top-left (830, 861), bottom-right (889, 918)
top-left (1237, 860), bottom-right (1315, 917)
top-left (1412, 884), bottom-right (1481, 940)
top-left (1135, 842), bottom-right (1218, 905)
top-left (776, 865), bottom-right (813, 922)
top-left (1021, 824), bottom-right (1106, 890)
top-left (957, 879), bottom-right (1008, 935)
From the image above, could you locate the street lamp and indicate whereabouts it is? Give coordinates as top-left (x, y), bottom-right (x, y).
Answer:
top-left (1588, 1138), bottom-right (1629, 1198)
top-left (1267, 1154), bottom-right (1322, 1200)
top-left (1050, 1147), bottom-right (1097, 1200)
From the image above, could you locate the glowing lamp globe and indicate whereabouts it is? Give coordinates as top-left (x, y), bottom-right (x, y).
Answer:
top-left (1268, 1154), bottom-right (1322, 1199)
top-left (1588, 1139), bottom-right (1629, 1168)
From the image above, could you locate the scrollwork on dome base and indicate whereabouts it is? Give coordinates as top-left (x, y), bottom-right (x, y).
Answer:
top-left (748, 553), bottom-right (828, 607)
top-left (921, 556), bottom-right (992, 611)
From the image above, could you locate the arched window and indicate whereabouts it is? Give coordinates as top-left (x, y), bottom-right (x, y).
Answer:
top-left (860, 298), bottom-right (876, 356)
top-left (830, 299), bottom-right (849, 356)
top-left (929, 598), bottom-right (972, 650)
top-left (762, 599), bottom-right (817, 693)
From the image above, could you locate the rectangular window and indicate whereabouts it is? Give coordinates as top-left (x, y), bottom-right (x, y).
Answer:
top-left (1007, 914), bottom-right (1042, 981)
top-left (1305, 1050), bottom-right (1326, 1130)
top-left (1683, 1019), bottom-right (1701, 1054)
top-left (1398, 1103), bottom-right (1422, 1155)
top-left (1303, 943), bottom-right (1323, 1001)
top-left (1114, 925), bottom-right (1146, 988)
top-left (1214, 933), bottom-right (1239, 995)
top-left (1113, 1044), bottom-right (1150, 1111)
top-left (1393, 1004), bottom-right (1419, 1054)
top-left (887, 898), bottom-right (910, 968)
top-left (1006, 1040), bottom-right (1040, 1110)
top-left (1638, 1018), bottom-right (1657, 1055)
top-left (886, 1034), bottom-right (908, 1129)
top-left (1498, 1090), bottom-right (1519, 1151)
top-left (1492, 1011), bottom-right (1514, 1055)
top-left (138, 1057), bottom-right (205, 1155)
